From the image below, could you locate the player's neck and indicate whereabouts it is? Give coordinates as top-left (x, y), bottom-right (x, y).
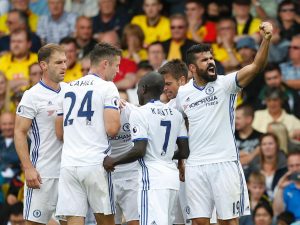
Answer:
top-left (41, 78), bottom-right (60, 91)
top-left (88, 69), bottom-right (105, 80)
top-left (144, 96), bottom-right (160, 104)
top-left (193, 76), bottom-right (207, 87)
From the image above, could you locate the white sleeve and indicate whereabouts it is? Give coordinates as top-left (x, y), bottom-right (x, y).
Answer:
top-left (56, 90), bottom-right (64, 116)
top-left (220, 72), bottom-right (242, 94)
top-left (177, 115), bottom-right (188, 139)
top-left (16, 91), bottom-right (37, 119)
top-left (129, 109), bottom-right (148, 142)
top-left (104, 82), bottom-right (120, 110)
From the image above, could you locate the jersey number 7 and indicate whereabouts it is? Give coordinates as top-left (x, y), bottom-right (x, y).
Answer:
top-left (64, 91), bottom-right (95, 126)
top-left (160, 120), bottom-right (171, 156)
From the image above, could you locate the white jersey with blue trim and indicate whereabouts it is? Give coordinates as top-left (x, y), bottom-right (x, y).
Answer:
top-left (16, 81), bottom-right (66, 178)
top-left (57, 74), bottom-right (120, 168)
top-left (130, 100), bottom-right (188, 190)
top-left (109, 102), bottom-right (138, 174)
top-left (176, 72), bottom-right (242, 166)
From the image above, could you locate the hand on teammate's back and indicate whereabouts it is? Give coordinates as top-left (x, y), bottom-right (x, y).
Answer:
top-left (103, 156), bottom-right (115, 172)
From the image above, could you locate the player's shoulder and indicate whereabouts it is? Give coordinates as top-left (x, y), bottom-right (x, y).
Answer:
top-left (178, 79), bottom-right (193, 95)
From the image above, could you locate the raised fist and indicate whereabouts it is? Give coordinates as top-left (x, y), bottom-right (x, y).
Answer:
top-left (259, 22), bottom-right (273, 40)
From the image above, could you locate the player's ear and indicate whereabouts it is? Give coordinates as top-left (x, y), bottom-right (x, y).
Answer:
top-left (188, 64), bottom-right (196, 74)
top-left (178, 76), bottom-right (186, 85)
top-left (40, 61), bottom-right (47, 71)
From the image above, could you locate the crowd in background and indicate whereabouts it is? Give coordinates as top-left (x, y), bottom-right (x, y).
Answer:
top-left (0, 0), bottom-right (300, 224)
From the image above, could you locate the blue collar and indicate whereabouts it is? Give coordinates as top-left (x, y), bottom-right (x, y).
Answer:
top-left (39, 80), bottom-right (61, 93)
top-left (193, 81), bottom-right (206, 91)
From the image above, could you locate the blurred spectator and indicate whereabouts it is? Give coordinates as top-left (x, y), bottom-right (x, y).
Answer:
top-left (0, 29), bottom-right (37, 93)
top-left (64, 0), bottom-right (99, 17)
top-left (0, 0), bottom-right (39, 36)
top-left (280, 35), bottom-right (300, 92)
top-left (273, 151), bottom-right (300, 220)
top-left (80, 55), bottom-right (91, 76)
top-left (267, 122), bottom-right (300, 154)
top-left (131, 0), bottom-right (171, 46)
top-left (0, 0), bottom-right (9, 16)
top-left (232, 0), bottom-right (262, 42)
top-left (11, 91), bottom-right (23, 109)
top-left (250, 0), bottom-right (278, 20)
top-left (277, 0), bottom-right (300, 41)
top-left (252, 87), bottom-right (300, 139)
top-left (161, 14), bottom-right (197, 63)
top-left (28, 62), bottom-right (42, 86)
top-left (75, 16), bottom-right (97, 60)
top-left (185, 0), bottom-right (217, 43)
top-left (37, 0), bottom-right (77, 44)
top-left (267, 19), bottom-right (290, 64)
top-left (206, 1), bottom-right (220, 22)
top-left (249, 133), bottom-right (287, 200)
top-left (59, 37), bottom-right (82, 83)
top-left (92, 0), bottom-right (129, 40)
top-left (116, 0), bottom-right (143, 20)
top-left (235, 103), bottom-right (262, 178)
top-left (212, 17), bottom-right (241, 73)
top-left (256, 63), bottom-right (300, 118)
top-left (121, 24), bottom-right (148, 64)
top-left (0, 71), bottom-right (12, 113)
top-left (277, 212), bottom-right (295, 225)
top-left (253, 202), bottom-right (274, 225)
top-left (0, 112), bottom-right (19, 180)
top-left (126, 61), bottom-right (153, 105)
top-left (8, 202), bottom-right (25, 225)
top-left (0, 10), bottom-right (41, 54)
top-left (29, 0), bottom-right (49, 16)
top-left (237, 36), bottom-right (265, 106)
top-left (99, 30), bottom-right (137, 91)
top-left (147, 41), bottom-right (167, 71)
top-left (0, 201), bottom-right (24, 225)
top-left (240, 171), bottom-right (271, 225)
top-left (248, 172), bottom-right (270, 210)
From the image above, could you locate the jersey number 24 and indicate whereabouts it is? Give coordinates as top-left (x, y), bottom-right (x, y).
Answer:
top-left (64, 91), bottom-right (94, 126)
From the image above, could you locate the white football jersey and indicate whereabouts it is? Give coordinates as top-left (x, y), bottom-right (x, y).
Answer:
top-left (130, 100), bottom-right (188, 190)
top-left (109, 102), bottom-right (138, 174)
top-left (176, 72), bottom-right (241, 166)
top-left (57, 74), bottom-right (120, 168)
top-left (16, 81), bottom-right (65, 178)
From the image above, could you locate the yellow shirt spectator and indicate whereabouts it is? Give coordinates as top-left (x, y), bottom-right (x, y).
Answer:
top-left (122, 49), bottom-right (148, 63)
top-left (0, 52), bottom-right (37, 81)
top-left (0, 11), bottom-right (38, 35)
top-left (237, 18), bottom-right (261, 36)
top-left (64, 62), bottom-right (82, 83)
top-left (131, 15), bottom-right (171, 46)
top-left (212, 43), bottom-right (242, 64)
top-left (167, 40), bottom-right (184, 61)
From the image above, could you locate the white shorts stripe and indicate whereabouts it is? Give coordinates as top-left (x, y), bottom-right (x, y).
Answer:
top-left (107, 172), bottom-right (116, 214)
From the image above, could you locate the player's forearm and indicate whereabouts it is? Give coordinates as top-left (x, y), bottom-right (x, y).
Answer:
top-left (173, 139), bottom-right (190, 160)
top-left (113, 147), bottom-right (145, 166)
top-left (115, 74), bottom-right (136, 91)
top-left (14, 131), bottom-right (33, 169)
top-left (252, 37), bottom-right (271, 73)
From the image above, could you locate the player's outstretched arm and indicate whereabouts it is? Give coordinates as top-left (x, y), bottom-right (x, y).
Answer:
top-left (55, 115), bottom-right (64, 141)
top-left (173, 138), bottom-right (190, 160)
top-left (104, 108), bottom-right (121, 137)
top-left (237, 22), bottom-right (273, 88)
top-left (14, 115), bottom-right (42, 189)
top-left (103, 140), bottom-right (147, 171)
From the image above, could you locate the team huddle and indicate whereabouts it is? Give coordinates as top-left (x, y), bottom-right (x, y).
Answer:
top-left (14, 21), bottom-right (273, 225)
